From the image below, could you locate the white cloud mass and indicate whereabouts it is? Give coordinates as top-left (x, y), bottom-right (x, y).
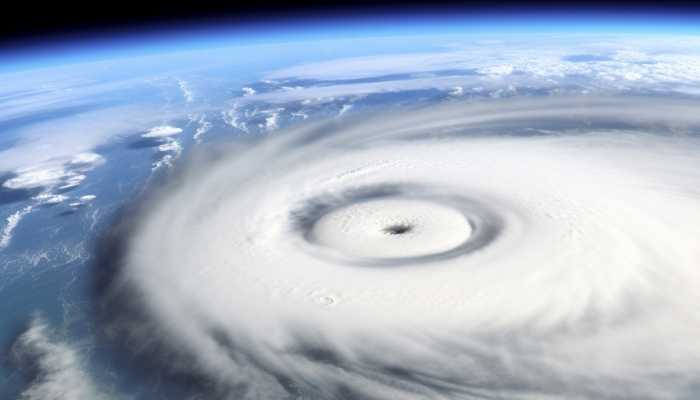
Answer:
top-left (11, 316), bottom-right (109, 400)
top-left (0, 206), bottom-right (32, 250)
top-left (141, 125), bottom-right (183, 138)
top-left (100, 96), bottom-right (700, 399)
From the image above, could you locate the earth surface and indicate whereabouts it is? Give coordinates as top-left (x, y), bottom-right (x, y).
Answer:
top-left (2, 23), bottom-right (700, 400)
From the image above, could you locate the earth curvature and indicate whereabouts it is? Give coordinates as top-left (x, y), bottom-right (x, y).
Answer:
top-left (2, 16), bottom-right (700, 400)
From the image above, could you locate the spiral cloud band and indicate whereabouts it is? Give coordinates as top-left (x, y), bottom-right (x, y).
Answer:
top-left (102, 96), bottom-right (700, 399)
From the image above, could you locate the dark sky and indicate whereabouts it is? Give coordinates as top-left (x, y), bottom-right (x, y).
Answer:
top-left (2, 1), bottom-right (699, 48)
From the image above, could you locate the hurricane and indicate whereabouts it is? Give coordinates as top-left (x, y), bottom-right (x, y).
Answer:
top-left (88, 95), bottom-right (700, 400)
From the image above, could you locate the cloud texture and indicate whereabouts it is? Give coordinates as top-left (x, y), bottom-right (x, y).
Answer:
top-left (98, 96), bottom-right (700, 399)
top-left (11, 316), bottom-right (109, 400)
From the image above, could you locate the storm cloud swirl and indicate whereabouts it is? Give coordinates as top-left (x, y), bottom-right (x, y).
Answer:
top-left (97, 96), bottom-right (700, 400)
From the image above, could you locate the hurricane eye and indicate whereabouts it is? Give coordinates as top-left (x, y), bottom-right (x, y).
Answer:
top-left (383, 224), bottom-right (412, 235)
top-left (288, 184), bottom-right (502, 266)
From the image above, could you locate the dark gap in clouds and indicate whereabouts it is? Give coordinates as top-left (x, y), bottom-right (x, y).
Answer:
top-left (55, 209), bottom-right (78, 217)
top-left (54, 185), bottom-right (81, 195)
top-left (290, 182), bottom-right (503, 266)
top-left (332, 89), bottom-right (451, 110)
top-left (34, 202), bottom-right (61, 209)
top-left (289, 183), bottom-right (408, 234)
top-left (0, 187), bottom-right (38, 205)
top-left (297, 344), bottom-right (344, 365)
top-left (631, 60), bottom-right (658, 65)
top-left (127, 137), bottom-right (166, 149)
top-left (562, 54), bottom-right (614, 62)
top-left (334, 383), bottom-right (375, 400)
top-left (270, 373), bottom-right (303, 397)
top-left (397, 117), bottom-right (696, 142)
top-left (277, 69), bottom-right (481, 87)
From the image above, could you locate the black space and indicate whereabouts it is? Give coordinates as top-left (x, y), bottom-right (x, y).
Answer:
top-left (2, 0), bottom-right (700, 50)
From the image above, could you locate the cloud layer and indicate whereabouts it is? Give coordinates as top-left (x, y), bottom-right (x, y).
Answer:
top-left (99, 96), bottom-right (700, 399)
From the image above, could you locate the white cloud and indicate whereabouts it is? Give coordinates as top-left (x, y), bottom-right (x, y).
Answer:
top-left (69, 152), bottom-right (103, 166)
top-left (338, 104), bottom-right (353, 116)
top-left (3, 166), bottom-right (70, 190)
top-left (157, 139), bottom-right (182, 153)
top-left (0, 54), bottom-right (197, 177)
top-left (478, 64), bottom-right (515, 76)
top-left (193, 115), bottom-right (212, 143)
top-left (11, 315), bottom-right (110, 400)
top-left (239, 77), bottom-right (456, 104)
top-left (109, 96), bottom-right (700, 399)
top-left (58, 175), bottom-right (86, 190)
top-left (69, 194), bottom-right (97, 208)
top-left (222, 104), bottom-right (249, 133)
top-left (142, 125), bottom-right (183, 138)
top-left (290, 111), bottom-right (308, 120)
top-left (260, 37), bottom-right (700, 101)
top-left (264, 113), bottom-right (279, 131)
top-left (33, 193), bottom-right (68, 205)
top-left (151, 137), bottom-right (183, 172)
top-left (177, 79), bottom-right (194, 103)
top-left (0, 206), bottom-right (32, 250)
top-left (2, 153), bottom-right (103, 193)
top-left (449, 86), bottom-right (464, 96)
top-left (151, 154), bottom-right (177, 171)
top-left (0, 104), bottom-right (176, 174)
